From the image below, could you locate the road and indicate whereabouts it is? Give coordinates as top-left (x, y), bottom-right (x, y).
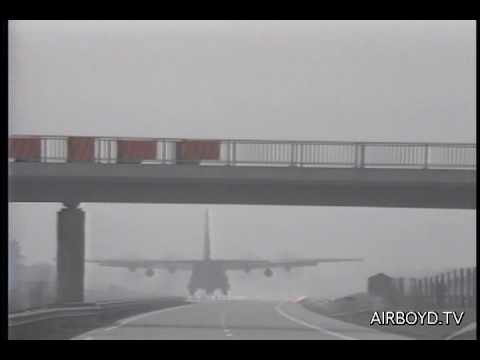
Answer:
top-left (72, 300), bottom-right (411, 340)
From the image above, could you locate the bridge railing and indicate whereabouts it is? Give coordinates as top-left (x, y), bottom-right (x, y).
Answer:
top-left (8, 135), bottom-right (476, 169)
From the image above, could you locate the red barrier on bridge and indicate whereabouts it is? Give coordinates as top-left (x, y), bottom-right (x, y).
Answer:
top-left (176, 140), bottom-right (220, 161)
top-left (68, 137), bottom-right (95, 162)
top-left (9, 138), bottom-right (41, 161)
top-left (117, 140), bottom-right (157, 163)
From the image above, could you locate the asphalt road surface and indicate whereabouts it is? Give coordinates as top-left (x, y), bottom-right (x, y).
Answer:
top-left (73, 300), bottom-right (411, 340)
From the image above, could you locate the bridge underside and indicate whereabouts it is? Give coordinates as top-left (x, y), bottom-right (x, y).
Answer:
top-left (9, 163), bottom-right (476, 209)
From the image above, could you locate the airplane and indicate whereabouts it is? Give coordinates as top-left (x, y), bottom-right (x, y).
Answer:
top-left (87, 210), bottom-right (363, 296)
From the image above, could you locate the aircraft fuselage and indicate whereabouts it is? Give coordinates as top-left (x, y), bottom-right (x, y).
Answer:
top-left (188, 261), bottom-right (230, 296)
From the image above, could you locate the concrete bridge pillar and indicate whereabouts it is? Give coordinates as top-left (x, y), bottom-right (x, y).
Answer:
top-left (56, 202), bottom-right (85, 304)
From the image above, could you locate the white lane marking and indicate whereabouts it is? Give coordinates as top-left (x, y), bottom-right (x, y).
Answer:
top-left (104, 326), bottom-right (119, 332)
top-left (445, 322), bottom-right (476, 340)
top-left (275, 302), bottom-right (356, 340)
top-left (221, 311), bottom-right (228, 329)
top-left (73, 303), bottom-right (197, 339)
top-left (220, 303), bottom-right (239, 339)
top-left (221, 315), bottom-right (234, 339)
top-left (117, 304), bottom-right (196, 326)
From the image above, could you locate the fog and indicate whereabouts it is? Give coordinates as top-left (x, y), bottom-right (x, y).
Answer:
top-left (9, 20), bottom-right (476, 300)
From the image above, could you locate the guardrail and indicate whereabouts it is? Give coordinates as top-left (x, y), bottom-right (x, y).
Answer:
top-left (374, 267), bottom-right (477, 309)
top-left (8, 135), bottom-right (476, 169)
top-left (8, 297), bottom-right (188, 340)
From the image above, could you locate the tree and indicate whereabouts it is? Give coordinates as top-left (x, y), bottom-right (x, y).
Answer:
top-left (8, 238), bottom-right (24, 290)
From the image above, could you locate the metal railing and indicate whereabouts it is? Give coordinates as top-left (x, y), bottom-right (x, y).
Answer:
top-left (8, 297), bottom-right (188, 339)
top-left (8, 135), bottom-right (476, 170)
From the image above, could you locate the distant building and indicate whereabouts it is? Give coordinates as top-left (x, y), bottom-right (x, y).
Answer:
top-left (367, 273), bottom-right (396, 304)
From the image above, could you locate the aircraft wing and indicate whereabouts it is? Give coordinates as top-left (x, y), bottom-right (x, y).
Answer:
top-left (214, 258), bottom-right (363, 271)
top-left (86, 259), bottom-right (199, 271)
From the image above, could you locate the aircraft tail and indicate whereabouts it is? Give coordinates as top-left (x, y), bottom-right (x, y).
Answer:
top-left (203, 209), bottom-right (211, 260)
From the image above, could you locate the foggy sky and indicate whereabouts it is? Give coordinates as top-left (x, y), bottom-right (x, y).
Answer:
top-left (9, 20), bottom-right (476, 299)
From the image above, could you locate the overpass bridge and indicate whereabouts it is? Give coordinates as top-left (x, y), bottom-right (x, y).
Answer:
top-left (9, 135), bottom-right (476, 208)
top-left (8, 135), bottom-right (476, 303)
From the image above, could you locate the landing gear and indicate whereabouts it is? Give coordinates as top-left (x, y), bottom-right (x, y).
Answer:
top-left (188, 286), bottom-right (198, 297)
top-left (188, 264), bottom-right (231, 299)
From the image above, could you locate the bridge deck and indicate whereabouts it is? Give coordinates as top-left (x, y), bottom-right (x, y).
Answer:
top-left (9, 162), bottom-right (475, 209)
